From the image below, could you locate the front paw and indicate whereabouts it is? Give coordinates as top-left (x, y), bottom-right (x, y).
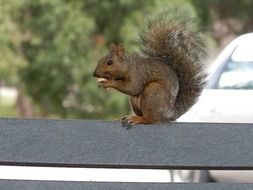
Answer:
top-left (98, 80), bottom-right (111, 89)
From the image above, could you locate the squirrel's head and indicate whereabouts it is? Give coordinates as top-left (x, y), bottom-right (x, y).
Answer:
top-left (93, 43), bottom-right (129, 82)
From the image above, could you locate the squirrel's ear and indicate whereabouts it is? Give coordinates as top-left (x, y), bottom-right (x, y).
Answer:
top-left (117, 44), bottom-right (125, 57)
top-left (109, 43), bottom-right (117, 53)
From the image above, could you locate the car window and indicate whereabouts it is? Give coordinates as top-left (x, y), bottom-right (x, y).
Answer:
top-left (231, 42), bottom-right (253, 62)
top-left (218, 42), bottom-right (253, 89)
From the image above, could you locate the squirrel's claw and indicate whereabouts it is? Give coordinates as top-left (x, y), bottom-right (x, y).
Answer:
top-left (98, 82), bottom-right (110, 91)
top-left (121, 116), bottom-right (134, 129)
top-left (98, 82), bottom-right (105, 89)
top-left (122, 121), bottom-right (134, 129)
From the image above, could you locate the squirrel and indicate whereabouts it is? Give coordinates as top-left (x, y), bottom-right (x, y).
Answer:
top-left (93, 16), bottom-right (206, 128)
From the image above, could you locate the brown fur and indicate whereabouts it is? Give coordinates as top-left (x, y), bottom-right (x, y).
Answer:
top-left (94, 17), bottom-right (206, 127)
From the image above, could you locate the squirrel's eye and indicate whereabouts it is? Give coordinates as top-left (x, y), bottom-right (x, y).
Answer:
top-left (106, 59), bottom-right (113, 65)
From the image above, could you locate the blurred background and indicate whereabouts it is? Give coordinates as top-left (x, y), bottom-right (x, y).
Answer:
top-left (0, 0), bottom-right (253, 120)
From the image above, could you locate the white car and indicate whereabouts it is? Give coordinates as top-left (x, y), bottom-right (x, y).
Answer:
top-left (179, 33), bottom-right (253, 123)
top-left (177, 33), bottom-right (253, 183)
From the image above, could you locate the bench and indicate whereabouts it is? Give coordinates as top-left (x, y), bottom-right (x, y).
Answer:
top-left (0, 118), bottom-right (253, 189)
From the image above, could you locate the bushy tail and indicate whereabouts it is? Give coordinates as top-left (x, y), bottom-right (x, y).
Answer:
top-left (139, 14), bottom-right (206, 119)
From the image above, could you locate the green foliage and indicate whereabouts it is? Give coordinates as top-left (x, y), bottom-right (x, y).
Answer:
top-left (14, 0), bottom-right (131, 118)
top-left (83, 0), bottom-right (149, 44)
top-left (0, 0), bottom-right (26, 84)
top-left (15, 0), bottom-right (91, 117)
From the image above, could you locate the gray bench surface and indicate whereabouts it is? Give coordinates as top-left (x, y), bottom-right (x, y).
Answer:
top-left (0, 118), bottom-right (253, 169)
top-left (0, 180), bottom-right (253, 190)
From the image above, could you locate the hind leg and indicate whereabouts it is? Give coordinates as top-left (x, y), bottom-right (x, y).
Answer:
top-left (130, 96), bottom-right (143, 116)
top-left (121, 82), bottom-right (176, 128)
